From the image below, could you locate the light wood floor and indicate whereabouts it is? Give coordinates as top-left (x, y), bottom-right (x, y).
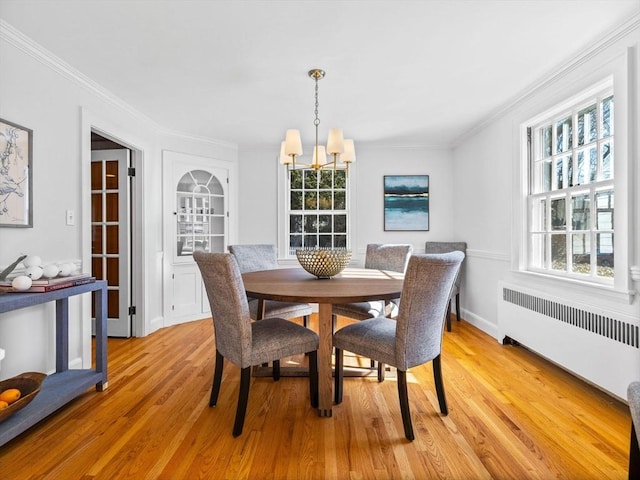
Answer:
top-left (0, 315), bottom-right (631, 479)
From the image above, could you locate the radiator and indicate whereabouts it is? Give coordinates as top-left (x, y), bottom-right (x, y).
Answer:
top-left (497, 282), bottom-right (639, 400)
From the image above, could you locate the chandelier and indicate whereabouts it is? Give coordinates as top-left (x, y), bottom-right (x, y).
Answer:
top-left (279, 69), bottom-right (356, 172)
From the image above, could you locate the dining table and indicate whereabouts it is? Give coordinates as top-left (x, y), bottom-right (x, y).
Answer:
top-left (242, 266), bottom-right (404, 417)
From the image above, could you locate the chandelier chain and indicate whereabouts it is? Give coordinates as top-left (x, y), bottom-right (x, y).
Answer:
top-left (314, 76), bottom-right (320, 127)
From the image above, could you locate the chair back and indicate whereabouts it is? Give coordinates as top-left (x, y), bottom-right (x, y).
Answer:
top-left (395, 252), bottom-right (464, 370)
top-left (193, 252), bottom-right (252, 367)
top-left (228, 244), bottom-right (278, 273)
top-left (424, 242), bottom-right (467, 291)
top-left (364, 243), bottom-right (413, 273)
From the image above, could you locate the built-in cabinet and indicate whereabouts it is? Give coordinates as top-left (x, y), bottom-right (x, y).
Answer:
top-left (163, 151), bottom-right (231, 327)
top-left (174, 170), bottom-right (225, 262)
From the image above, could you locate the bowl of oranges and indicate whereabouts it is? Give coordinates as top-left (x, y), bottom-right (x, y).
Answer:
top-left (0, 372), bottom-right (46, 422)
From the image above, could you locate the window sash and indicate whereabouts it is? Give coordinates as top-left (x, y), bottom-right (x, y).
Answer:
top-left (527, 87), bottom-right (614, 283)
top-left (285, 168), bottom-right (350, 256)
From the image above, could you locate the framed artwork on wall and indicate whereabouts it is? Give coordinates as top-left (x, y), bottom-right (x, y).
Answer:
top-left (0, 118), bottom-right (33, 227)
top-left (383, 175), bottom-right (429, 231)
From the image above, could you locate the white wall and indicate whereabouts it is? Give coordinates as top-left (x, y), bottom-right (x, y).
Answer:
top-left (453, 20), bottom-right (640, 338)
top-left (238, 144), bottom-right (457, 264)
top-left (0, 21), bottom-right (238, 379)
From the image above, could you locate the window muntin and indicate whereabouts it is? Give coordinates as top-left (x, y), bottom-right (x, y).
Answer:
top-left (528, 89), bottom-right (614, 282)
top-left (287, 168), bottom-right (349, 255)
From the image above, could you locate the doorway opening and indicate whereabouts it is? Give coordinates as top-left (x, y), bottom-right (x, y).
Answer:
top-left (90, 132), bottom-right (136, 337)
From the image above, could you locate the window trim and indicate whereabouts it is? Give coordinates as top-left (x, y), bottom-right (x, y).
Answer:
top-left (513, 47), bottom-right (635, 303)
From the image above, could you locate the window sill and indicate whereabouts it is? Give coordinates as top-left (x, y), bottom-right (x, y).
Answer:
top-left (513, 269), bottom-right (635, 305)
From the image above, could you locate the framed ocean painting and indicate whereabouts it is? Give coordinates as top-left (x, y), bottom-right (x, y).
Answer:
top-left (383, 175), bottom-right (429, 231)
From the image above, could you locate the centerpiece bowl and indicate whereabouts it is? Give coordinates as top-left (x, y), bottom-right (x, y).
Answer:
top-left (0, 372), bottom-right (46, 423)
top-left (295, 248), bottom-right (352, 279)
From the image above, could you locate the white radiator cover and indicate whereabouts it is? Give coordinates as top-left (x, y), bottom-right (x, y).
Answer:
top-left (497, 282), bottom-right (639, 400)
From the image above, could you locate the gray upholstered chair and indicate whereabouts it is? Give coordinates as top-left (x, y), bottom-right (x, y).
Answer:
top-left (424, 241), bottom-right (467, 332)
top-left (332, 243), bottom-right (413, 322)
top-left (228, 244), bottom-right (312, 327)
top-left (629, 381), bottom-right (640, 478)
top-left (332, 243), bottom-right (413, 381)
top-left (193, 252), bottom-right (319, 437)
top-left (333, 252), bottom-right (464, 441)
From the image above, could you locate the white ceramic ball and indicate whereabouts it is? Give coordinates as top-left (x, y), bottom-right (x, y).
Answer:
top-left (25, 266), bottom-right (44, 280)
top-left (12, 275), bottom-right (33, 291)
top-left (23, 255), bottom-right (42, 268)
top-left (42, 264), bottom-right (60, 278)
top-left (58, 263), bottom-right (75, 276)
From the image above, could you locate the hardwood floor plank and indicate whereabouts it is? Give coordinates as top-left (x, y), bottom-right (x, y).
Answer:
top-left (0, 316), bottom-right (631, 479)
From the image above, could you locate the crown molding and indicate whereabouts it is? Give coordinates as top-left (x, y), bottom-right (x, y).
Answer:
top-left (452, 13), bottom-right (640, 148)
top-left (157, 128), bottom-right (239, 150)
top-left (0, 19), bottom-right (161, 129)
top-left (1, 19), bottom-right (239, 150)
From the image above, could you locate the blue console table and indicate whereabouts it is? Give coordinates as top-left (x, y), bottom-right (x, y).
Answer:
top-left (0, 280), bottom-right (107, 447)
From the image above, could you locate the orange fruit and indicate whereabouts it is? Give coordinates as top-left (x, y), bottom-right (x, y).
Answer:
top-left (0, 400), bottom-right (8, 410)
top-left (0, 388), bottom-right (21, 404)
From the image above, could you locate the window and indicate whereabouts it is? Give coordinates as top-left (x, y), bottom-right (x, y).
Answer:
top-left (286, 168), bottom-right (349, 255)
top-left (527, 85), bottom-right (614, 283)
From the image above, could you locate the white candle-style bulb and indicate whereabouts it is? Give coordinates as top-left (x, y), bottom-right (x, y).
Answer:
top-left (327, 128), bottom-right (344, 155)
top-left (279, 141), bottom-right (292, 165)
top-left (285, 129), bottom-right (303, 156)
top-left (341, 139), bottom-right (356, 163)
top-left (312, 145), bottom-right (327, 167)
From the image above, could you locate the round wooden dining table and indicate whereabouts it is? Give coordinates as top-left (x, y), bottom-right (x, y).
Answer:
top-left (242, 267), bottom-right (404, 417)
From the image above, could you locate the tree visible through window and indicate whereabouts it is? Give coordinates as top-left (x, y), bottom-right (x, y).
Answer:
top-left (528, 85), bottom-right (614, 281)
top-left (287, 168), bottom-right (348, 255)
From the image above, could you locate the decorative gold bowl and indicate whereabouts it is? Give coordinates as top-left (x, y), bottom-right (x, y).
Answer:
top-left (295, 248), bottom-right (352, 279)
top-left (0, 372), bottom-right (46, 423)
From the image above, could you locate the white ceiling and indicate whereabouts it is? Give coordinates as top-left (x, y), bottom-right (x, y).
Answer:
top-left (1, 0), bottom-right (639, 149)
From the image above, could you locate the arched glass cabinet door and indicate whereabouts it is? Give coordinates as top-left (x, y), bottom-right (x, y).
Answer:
top-left (175, 169), bottom-right (225, 260)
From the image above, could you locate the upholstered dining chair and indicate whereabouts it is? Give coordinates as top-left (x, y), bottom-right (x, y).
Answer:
top-left (229, 244), bottom-right (312, 327)
top-left (332, 243), bottom-right (413, 381)
top-left (333, 252), bottom-right (464, 441)
top-left (193, 252), bottom-right (319, 437)
top-left (332, 243), bottom-right (413, 322)
top-left (424, 241), bottom-right (467, 332)
top-left (629, 381), bottom-right (640, 478)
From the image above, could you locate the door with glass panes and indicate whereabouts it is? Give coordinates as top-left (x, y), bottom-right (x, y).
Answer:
top-left (164, 152), bottom-right (228, 326)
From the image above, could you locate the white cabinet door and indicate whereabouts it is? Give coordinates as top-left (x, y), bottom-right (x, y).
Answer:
top-left (163, 151), bottom-right (229, 326)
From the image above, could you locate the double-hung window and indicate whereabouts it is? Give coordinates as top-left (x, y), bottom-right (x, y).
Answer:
top-left (527, 83), bottom-right (614, 283)
top-left (285, 168), bottom-right (349, 256)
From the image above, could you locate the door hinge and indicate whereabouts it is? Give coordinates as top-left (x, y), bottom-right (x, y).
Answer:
top-left (226, 177), bottom-right (229, 184)
top-left (128, 167), bottom-right (135, 177)
top-left (129, 305), bottom-right (136, 315)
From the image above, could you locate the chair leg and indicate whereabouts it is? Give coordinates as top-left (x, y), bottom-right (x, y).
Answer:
top-left (397, 370), bottom-right (415, 441)
top-left (455, 293), bottom-right (461, 322)
top-left (630, 422), bottom-right (640, 479)
top-left (334, 348), bottom-right (344, 404)
top-left (210, 350), bottom-right (224, 407)
top-left (432, 354), bottom-right (448, 415)
top-left (446, 300), bottom-right (452, 332)
top-left (331, 314), bottom-right (337, 332)
top-left (377, 362), bottom-right (385, 382)
top-left (233, 367), bottom-right (251, 437)
top-left (308, 350), bottom-right (319, 408)
top-left (273, 359), bottom-right (280, 381)
top-left (303, 315), bottom-right (309, 328)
